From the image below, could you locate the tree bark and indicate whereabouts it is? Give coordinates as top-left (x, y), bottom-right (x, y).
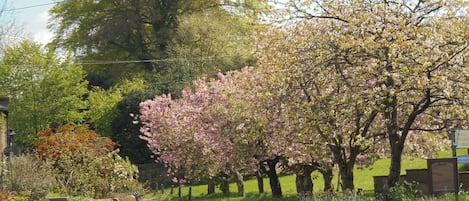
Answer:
top-left (233, 171), bottom-right (244, 196)
top-left (256, 170), bottom-right (264, 193)
top-left (263, 158), bottom-right (282, 198)
top-left (339, 163), bottom-right (355, 192)
top-left (295, 165), bottom-right (314, 198)
top-left (382, 61), bottom-right (400, 199)
top-left (331, 143), bottom-right (358, 192)
top-left (207, 179), bottom-right (215, 194)
top-left (383, 123), bottom-right (404, 201)
top-left (320, 166), bottom-right (334, 192)
top-left (387, 137), bottom-right (404, 190)
top-left (220, 177), bottom-right (230, 195)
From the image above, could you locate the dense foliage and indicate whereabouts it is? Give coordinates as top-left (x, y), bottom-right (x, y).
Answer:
top-left (0, 0), bottom-right (468, 200)
top-left (0, 41), bottom-right (88, 145)
top-left (46, 1), bottom-right (266, 164)
top-left (111, 90), bottom-right (156, 164)
top-left (138, 0), bottom-right (468, 198)
top-left (277, 0), bottom-right (469, 191)
top-left (34, 125), bottom-right (141, 198)
top-left (48, 0), bottom-right (265, 88)
top-left (7, 154), bottom-right (55, 200)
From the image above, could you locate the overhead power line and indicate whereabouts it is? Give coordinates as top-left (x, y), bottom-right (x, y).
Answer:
top-left (78, 57), bottom-right (223, 65)
top-left (80, 59), bottom-right (175, 65)
top-left (2, 54), bottom-right (251, 67)
top-left (3, 1), bottom-right (63, 12)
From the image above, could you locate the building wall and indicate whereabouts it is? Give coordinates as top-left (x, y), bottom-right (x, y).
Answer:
top-left (0, 112), bottom-right (6, 163)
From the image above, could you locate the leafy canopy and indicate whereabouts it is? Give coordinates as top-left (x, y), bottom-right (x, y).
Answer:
top-left (0, 40), bottom-right (88, 145)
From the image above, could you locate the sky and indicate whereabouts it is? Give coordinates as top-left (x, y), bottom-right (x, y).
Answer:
top-left (1, 0), bottom-right (56, 44)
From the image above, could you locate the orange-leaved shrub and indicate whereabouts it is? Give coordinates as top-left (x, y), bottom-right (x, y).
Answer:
top-left (34, 125), bottom-right (142, 198)
top-left (35, 125), bottom-right (115, 160)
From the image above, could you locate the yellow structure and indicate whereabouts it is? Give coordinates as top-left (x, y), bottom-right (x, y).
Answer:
top-left (0, 97), bottom-right (8, 189)
top-left (0, 97), bottom-right (8, 161)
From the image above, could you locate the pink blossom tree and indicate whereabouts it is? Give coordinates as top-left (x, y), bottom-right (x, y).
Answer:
top-left (138, 77), bottom-right (243, 195)
top-left (261, 0), bottom-right (468, 194)
top-left (221, 66), bottom-right (337, 197)
top-left (253, 23), bottom-right (386, 191)
top-left (139, 66), bottom-right (332, 198)
top-left (140, 70), bottom-right (277, 196)
top-left (210, 68), bottom-right (289, 198)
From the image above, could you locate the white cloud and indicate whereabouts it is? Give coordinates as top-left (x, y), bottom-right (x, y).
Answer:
top-left (29, 11), bottom-right (53, 44)
top-left (33, 28), bottom-right (53, 44)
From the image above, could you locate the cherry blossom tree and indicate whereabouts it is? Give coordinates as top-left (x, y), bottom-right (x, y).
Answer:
top-left (139, 66), bottom-right (329, 198)
top-left (140, 3), bottom-right (468, 194)
top-left (253, 24), bottom-right (383, 191)
top-left (208, 68), bottom-right (289, 198)
top-left (138, 71), bottom-right (259, 196)
top-left (268, 0), bottom-right (469, 193)
top-left (221, 66), bottom-right (338, 197)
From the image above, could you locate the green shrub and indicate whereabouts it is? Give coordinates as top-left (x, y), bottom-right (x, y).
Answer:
top-left (6, 154), bottom-right (55, 201)
top-left (388, 180), bottom-right (425, 201)
top-left (34, 125), bottom-right (144, 198)
top-left (69, 196), bottom-right (95, 201)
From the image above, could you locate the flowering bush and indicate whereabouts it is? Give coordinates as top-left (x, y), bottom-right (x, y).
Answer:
top-left (34, 125), bottom-right (142, 198)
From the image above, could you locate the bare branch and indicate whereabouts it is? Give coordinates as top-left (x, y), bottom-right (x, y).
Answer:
top-left (291, 1), bottom-right (349, 23)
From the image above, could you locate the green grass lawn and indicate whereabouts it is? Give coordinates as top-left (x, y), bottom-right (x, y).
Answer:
top-left (148, 150), bottom-right (469, 200)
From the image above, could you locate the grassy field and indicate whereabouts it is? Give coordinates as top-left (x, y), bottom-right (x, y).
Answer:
top-left (146, 149), bottom-right (469, 200)
top-left (147, 154), bottom-right (445, 200)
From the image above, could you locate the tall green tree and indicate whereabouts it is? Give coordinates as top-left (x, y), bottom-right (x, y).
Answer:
top-left (48, 0), bottom-right (267, 89)
top-left (0, 41), bottom-right (88, 145)
top-left (169, 9), bottom-right (259, 72)
top-left (87, 79), bottom-right (154, 164)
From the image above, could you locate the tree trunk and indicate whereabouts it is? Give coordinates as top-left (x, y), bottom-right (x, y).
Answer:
top-left (387, 139), bottom-right (404, 190)
top-left (131, 0), bottom-right (158, 72)
top-left (332, 145), bottom-right (358, 192)
top-left (178, 184), bottom-right (181, 197)
top-left (339, 163), bottom-right (355, 192)
top-left (256, 170), bottom-right (264, 193)
top-left (207, 179), bottom-right (215, 194)
top-left (382, 55), bottom-right (401, 199)
top-left (383, 87), bottom-right (400, 200)
top-left (233, 171), bottom-right (244, 196)
top-left (220, 178), bottom-right (230, 195)
top-left (320, 166), bottom-right (334, 192)
top-left (295, 165), bottom-right (314, 198)
top-left (151, 0), bottom-right (178, 58)
top-left (264, 158), bottom-right (282, 198)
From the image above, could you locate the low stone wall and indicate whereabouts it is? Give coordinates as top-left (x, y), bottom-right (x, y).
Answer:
top-left (459, 171), bottom-right (469, 190)
top-left (405, 169), bottom-right (429, 195)
top-left (375, 169), bottom-right (469, 198)
top-left (373, 174), bottom-right (408, 199)
top-left (373, 175), bottom-right (388, 197)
